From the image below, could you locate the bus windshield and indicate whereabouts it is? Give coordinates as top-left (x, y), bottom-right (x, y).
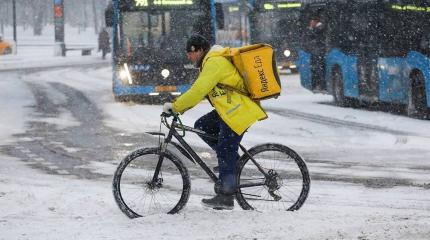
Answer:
top-left (121, 9), bottom-right (207, 61)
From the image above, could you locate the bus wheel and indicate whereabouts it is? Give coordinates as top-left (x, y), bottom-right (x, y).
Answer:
top-left (332, 67), bottom-right (347, 107)
top-left (407, 71), bottom-right (429, 119)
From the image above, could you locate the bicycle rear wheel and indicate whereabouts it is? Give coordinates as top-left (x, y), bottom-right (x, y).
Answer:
top-left (113, 147), bottom-right (190, 218)
top-left (236, 143), bottom-right (310, 211)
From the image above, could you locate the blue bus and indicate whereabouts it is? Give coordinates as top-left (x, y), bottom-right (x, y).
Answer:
top-left (297, 0), bottom-right (430, 119)
top-left (105, 0), bottom-right (225, 102)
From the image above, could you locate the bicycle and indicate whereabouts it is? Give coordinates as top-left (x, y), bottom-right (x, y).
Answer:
top-left (113, 112), bottom-right (310, 218)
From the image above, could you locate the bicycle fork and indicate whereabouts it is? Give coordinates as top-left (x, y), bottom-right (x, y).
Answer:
top-left (150, 130), bottom-right (173, 189)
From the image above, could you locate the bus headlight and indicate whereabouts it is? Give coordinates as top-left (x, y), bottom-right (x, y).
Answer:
top-left (161, 69), bottom-right (170, 79)
top-left (284, 49), bottom-right (291, 57)
top-left (119, 69), bottom-right (128, 80)
top-left (119, 63), bottom-right (133, 84)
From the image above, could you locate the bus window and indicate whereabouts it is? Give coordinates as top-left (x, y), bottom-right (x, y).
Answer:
top-left (216, 2), bottom-right (250, 47)
top-left (347, 3), bottom-right (381, 52)
top-left (122, 12), bottom-right (151, 52)
top-left (121, 10), bottom-right (201, 59)
top-left (250, 1), bottom-right (302, 73)
top-left (253, 6), bottom-right (276, 44)
top-left (420, 32), bottom-right (430, 55)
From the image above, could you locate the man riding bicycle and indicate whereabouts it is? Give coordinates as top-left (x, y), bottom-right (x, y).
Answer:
top-left (163, 34), bottom-right (267, 210)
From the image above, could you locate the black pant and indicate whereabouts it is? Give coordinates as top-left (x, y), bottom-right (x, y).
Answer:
top-left (194, 110), bottom-right (243, 195)
top-left (102, 49), bottom-right (108, 59)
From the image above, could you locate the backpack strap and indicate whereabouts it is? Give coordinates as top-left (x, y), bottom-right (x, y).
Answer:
top-left (207, 47), bottom-right (249, 102)
top-left (217, 83), bottom-right (264, 114)
top-left (217, 83), bottom-right (249, 96)
top-left (217, 83), bottom-right (250, 104)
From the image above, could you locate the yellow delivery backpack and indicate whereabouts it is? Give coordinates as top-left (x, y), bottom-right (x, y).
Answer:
top-left (221, 44), bottom-right (281, 100)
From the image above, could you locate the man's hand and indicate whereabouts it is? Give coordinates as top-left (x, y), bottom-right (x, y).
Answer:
top-left (163, 102), bottom-right (174, 114)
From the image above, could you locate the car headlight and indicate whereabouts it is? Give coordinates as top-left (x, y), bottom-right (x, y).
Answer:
top-left (161, 69), bottom-right (170, 79)
top-left (284, 49), bottom-right (291, 57)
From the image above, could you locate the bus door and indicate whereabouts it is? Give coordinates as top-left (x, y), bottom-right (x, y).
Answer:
top-left (348, 2), bottom-right (381, 102)
top-left (401, 1), bottom-right (430, 112)
top-left (299, 3), bottom-right (327, 90)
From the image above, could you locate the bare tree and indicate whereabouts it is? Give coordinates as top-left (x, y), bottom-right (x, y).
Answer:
top-left (32, 0), bottom-right (47, 35)
top-left (0, 0), bottom-right (108, 36)
top-left (0, 1), bottom-right (11, 34)
top-left (92, 0), bottom-right (99, 34)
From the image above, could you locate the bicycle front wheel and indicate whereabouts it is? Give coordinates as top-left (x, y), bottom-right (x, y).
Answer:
top-left (236, 143), bottom-right (310, 211)
top-left (113, 147), bottom-right (190, 218)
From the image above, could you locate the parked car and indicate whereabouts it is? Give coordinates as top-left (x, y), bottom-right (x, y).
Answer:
top-left (0, 35), bottom-right (13, 55)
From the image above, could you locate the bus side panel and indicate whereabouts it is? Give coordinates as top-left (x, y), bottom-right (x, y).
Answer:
top-left (113, 76), bottom-right (154, 95)
top-left (325, 49), bottom-right (359, 98)
top-left (407, 51), bottom-right (430, 108)
top-left (378, 57), bottom-right (408, 104)
top-left (297, 50), bottom-right (312, 90)
top-left (176, 85), bottom-right (192, 93)
top-left (113, 82), bottom-right (191, 96)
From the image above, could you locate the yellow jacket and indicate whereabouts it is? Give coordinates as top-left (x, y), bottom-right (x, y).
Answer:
top-left (172, 47), bottom-right (267, 135)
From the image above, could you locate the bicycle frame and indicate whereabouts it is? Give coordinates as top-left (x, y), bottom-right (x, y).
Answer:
top-left (152, 113), bottom-right (272, 187)
top-left (113, 113), bottom-right (310, 217)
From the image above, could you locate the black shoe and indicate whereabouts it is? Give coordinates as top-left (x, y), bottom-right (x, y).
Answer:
top-left (213, 166), bottom-right (219, 173)
top-left (201, 194), bottom-right (234, 210)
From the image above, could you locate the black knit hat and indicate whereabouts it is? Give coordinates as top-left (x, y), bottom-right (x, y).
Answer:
top-left (186, 34), bottom-right (210, 53)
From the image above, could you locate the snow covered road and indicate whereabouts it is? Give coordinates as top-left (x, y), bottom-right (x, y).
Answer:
top-left (1, 67), bottom-right (429, 239)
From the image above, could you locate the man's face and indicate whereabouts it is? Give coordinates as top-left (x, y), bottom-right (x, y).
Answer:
top-left (309, 18), bottom-right (320, 28)
top-left (187, 49), bottom-right (203, 65)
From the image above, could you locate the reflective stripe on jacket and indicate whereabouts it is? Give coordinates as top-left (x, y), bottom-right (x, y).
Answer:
top-left (172, 47), bottom-right (267, 135)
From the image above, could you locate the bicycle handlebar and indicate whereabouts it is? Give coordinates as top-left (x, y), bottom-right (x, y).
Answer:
top-left (160, 111), bottom-right (175, 118)
top-left (160, 111), bottom-right (186, 137)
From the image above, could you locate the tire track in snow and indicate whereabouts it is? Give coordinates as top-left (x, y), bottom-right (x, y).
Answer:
top-left (266, 107), bottom-right (429, 138)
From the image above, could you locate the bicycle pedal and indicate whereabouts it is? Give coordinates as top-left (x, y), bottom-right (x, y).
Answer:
top-left (212, 206), bottom-right (234, 211)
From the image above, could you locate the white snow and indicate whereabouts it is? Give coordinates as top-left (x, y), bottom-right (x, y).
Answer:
top-left (0, 73), bottom-right (34, 145)
top-left (0, 25), bottom-right (106, 71)
top-left (1, 26), bottom-right (430, 240)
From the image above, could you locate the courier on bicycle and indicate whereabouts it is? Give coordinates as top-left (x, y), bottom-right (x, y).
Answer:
top-left (163, 34), bottom-right (267, 210)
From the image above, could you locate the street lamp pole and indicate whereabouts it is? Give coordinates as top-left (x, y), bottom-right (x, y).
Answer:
top-left (12, 0), bottom-right (17, 54)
